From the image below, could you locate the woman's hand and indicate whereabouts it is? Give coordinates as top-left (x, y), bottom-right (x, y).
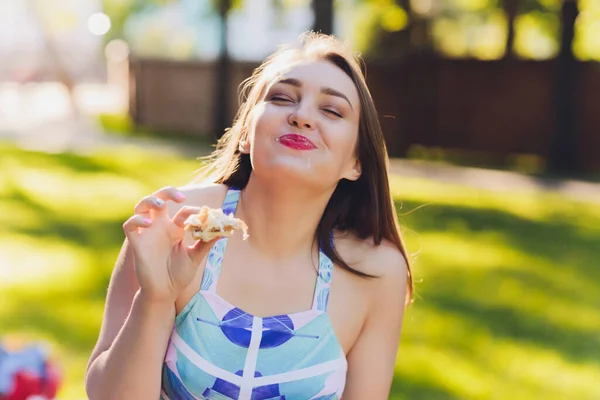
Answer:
top-left (122, 187), bottom-right (217, 303)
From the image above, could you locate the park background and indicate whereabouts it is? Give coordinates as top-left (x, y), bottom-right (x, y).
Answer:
top-left (1, 0), bottom-right (599, 399)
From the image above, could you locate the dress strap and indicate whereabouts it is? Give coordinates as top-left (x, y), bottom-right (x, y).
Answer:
top-left (199, 187), bottom-right (241, 293)
top-left (312, 232), bottom-right (335, 312)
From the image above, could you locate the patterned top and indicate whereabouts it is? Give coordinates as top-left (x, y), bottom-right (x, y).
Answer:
top-left (161, 187), bottom-right (348, 400)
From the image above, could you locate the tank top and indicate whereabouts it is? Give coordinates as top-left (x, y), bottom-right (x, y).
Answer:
top-left (160, 187), bottom-right (348, 399)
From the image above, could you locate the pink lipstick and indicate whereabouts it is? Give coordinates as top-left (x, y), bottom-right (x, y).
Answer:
top-left (277, 134), bottom-right (317, 150)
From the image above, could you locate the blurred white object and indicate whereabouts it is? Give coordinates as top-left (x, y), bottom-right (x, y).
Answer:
top-left (87, 12), bottom-right (111, 36)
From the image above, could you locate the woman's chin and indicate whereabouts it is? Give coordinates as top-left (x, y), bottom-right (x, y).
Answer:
top-left (253, 158), bottom-right (330, 187)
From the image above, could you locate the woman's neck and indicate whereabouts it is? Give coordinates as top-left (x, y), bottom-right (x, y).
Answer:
top-left (236, 174), bottom-right (334, 262)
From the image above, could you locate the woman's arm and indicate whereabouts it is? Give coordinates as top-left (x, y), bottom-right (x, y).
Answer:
top-left (85, 184), bottom-right (227, 399)
top-left (342, 244), bottom-right (408, 399)
top-left (84, 239), bottom-right (176, 400)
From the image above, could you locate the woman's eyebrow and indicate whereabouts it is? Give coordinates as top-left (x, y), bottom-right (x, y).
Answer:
top-left (320, 86), bottom-right (353, 110)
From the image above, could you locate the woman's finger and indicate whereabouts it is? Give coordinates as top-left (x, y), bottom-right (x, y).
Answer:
top-left (133, 195), bottom-right (167, 215)
top-left (123, 214), bottom-right (152, 235)
top-left (172, 206), bottom-right (203, 228)
top-left (133, 187), bottom-right (185, 216)
top-left (153, 186), bottom-right (186, 203)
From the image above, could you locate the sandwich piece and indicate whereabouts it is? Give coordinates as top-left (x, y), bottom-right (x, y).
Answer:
top-left (183, 206), bottom-right (248, 242)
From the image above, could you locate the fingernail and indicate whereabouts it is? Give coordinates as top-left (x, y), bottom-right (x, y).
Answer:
top-left (143, 218), bottom-right (152, 224)
top-left (155, 198), bottom-right (165, 206)
top-left (176, 192), bottom-right (185, 200)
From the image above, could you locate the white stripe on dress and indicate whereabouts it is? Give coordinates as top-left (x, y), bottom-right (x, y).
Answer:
top-left (253, 357), bottom-right (346, 386)
top-left (172, 331), bottom-right (243, 385)
top-left (238, 316), bottom-right (263, 399)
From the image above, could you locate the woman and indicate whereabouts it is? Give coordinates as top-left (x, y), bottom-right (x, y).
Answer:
top-left (85, 32), bottom-right (413, 400)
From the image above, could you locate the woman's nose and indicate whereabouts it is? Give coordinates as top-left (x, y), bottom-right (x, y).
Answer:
top-left (288, 104), bottom-right (315, 130)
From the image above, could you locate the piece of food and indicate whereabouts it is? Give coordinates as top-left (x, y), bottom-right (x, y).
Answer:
top-left (183, 206), bottom-right (248, 242)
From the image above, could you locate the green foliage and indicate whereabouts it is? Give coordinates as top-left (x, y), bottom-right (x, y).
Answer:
top-left (351, 0), bottom-right (596, 60)
top-left (101, 0), bottom-right (142, 42)
top-left (101, 0), bottom-right (239, 43)
top-left (344, 0), bottom-right (410, 57)
top-left (427, 0), bottom-right (563, 59)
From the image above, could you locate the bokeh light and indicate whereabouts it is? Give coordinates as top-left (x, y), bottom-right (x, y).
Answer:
top-left (87, 12), bottom-right (111, 36)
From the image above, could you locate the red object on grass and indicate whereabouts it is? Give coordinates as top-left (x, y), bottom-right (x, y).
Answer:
top-left (0, 362), bottom-right (60, 400)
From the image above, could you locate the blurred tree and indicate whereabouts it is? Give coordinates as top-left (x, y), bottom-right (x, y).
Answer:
top-left (215, 0), bottom-right (233, 138)
top-left (431, 0), bottom-right (505, 59)
top-left (502, 0), bottom-right (546, 58)
top-left (504, 0), bottom-right (561, 59)
top-left (312, 0), bottom-right (334, 34)
top-left (427, 0), bottom-right (561, 60)
top-left (573, 0), bottom-right (600, 61)
top-left (382, 0), bottom-right (433, 57)
top-left (548, 0), bottom-right (580, 174)
top-left (501, 0), bottom-right (518, 58)
top-left (350, 0), bottom-right (432, 60)
top-left (406, 0), bottom-right (434, 50)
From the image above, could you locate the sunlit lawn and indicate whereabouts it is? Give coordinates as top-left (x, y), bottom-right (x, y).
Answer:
top-left (1, 142), bottom-right (599, 400)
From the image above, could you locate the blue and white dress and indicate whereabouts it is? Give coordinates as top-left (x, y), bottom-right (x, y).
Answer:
top-left (161, 187), bottom-right (348, 400)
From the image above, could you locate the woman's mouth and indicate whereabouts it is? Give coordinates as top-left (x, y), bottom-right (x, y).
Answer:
top-left (276, 134), bottom-right (317, 150)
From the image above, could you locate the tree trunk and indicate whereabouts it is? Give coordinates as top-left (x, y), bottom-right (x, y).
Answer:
top-left (548, 0), bottom-right (580, 174)
top-left (502, 0), bottom-right (518, 59)
top-left (373, 0), bottom-right (431, 60)
top-left (403, 0), bottom-right (431, 51)
top-left (214, 0), bottom-right (232, 139)
top-left (311, 0), bottom-right (334, 35)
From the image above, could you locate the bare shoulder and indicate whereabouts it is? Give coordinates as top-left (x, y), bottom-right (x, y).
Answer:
top-left (329, 231), bottom-right (408, 351)
top-left (334, 231), bottom-right (408, 283)
top-left (166, 182), bottom-right (229, 217)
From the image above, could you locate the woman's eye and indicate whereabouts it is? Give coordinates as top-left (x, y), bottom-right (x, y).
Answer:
top-left (324, 109), bottom-right (342, 118)
top-left (270, 95), bottom-right (293, 102)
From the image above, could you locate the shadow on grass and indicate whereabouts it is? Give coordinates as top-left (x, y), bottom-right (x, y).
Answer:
top-left (397, 200), bottom-right (600, 283)
top-left (1, 145), bottom-right (123, 174)
top-left (390, 198), bottom-right (600, 396)
top-left (1, 142), bottom-right (202, 185)
top-left (426, 283), bottom-right (600, 365)
top-left (6, 182), bottom-right (125, 249)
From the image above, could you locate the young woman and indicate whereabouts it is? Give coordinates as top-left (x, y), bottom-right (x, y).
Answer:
top-left (85, 32), bottom-right (413, 400)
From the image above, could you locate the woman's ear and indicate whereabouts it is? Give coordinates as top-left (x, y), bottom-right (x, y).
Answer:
top-left (351, 159), bottom-right (362, 180)
top-left (238, 139), bottom-right (250, 154)
top-left (343, 159), bottom-right (362, 181)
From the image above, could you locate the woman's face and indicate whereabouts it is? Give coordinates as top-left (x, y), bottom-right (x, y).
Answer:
top-left (247, 59), bottom-right (362, 190)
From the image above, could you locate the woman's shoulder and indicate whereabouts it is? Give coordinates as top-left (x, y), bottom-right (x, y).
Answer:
top-left (330, 231), bottom-right (408, 329)
top-left (333, 230), bottom-right (408, 283)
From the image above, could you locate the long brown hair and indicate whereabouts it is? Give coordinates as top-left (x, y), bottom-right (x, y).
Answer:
top-left (197, 32), bottom-right (413, 305)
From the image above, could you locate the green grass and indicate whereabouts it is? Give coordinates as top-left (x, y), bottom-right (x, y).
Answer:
top-left (1, 142), bottom-right (599, 399)
top-left (0, 142), bottom-right (202, 399)
top-left (390, 177), bottom-right (600, 399)
top-left (97, 111), bottom-right (216, 150)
